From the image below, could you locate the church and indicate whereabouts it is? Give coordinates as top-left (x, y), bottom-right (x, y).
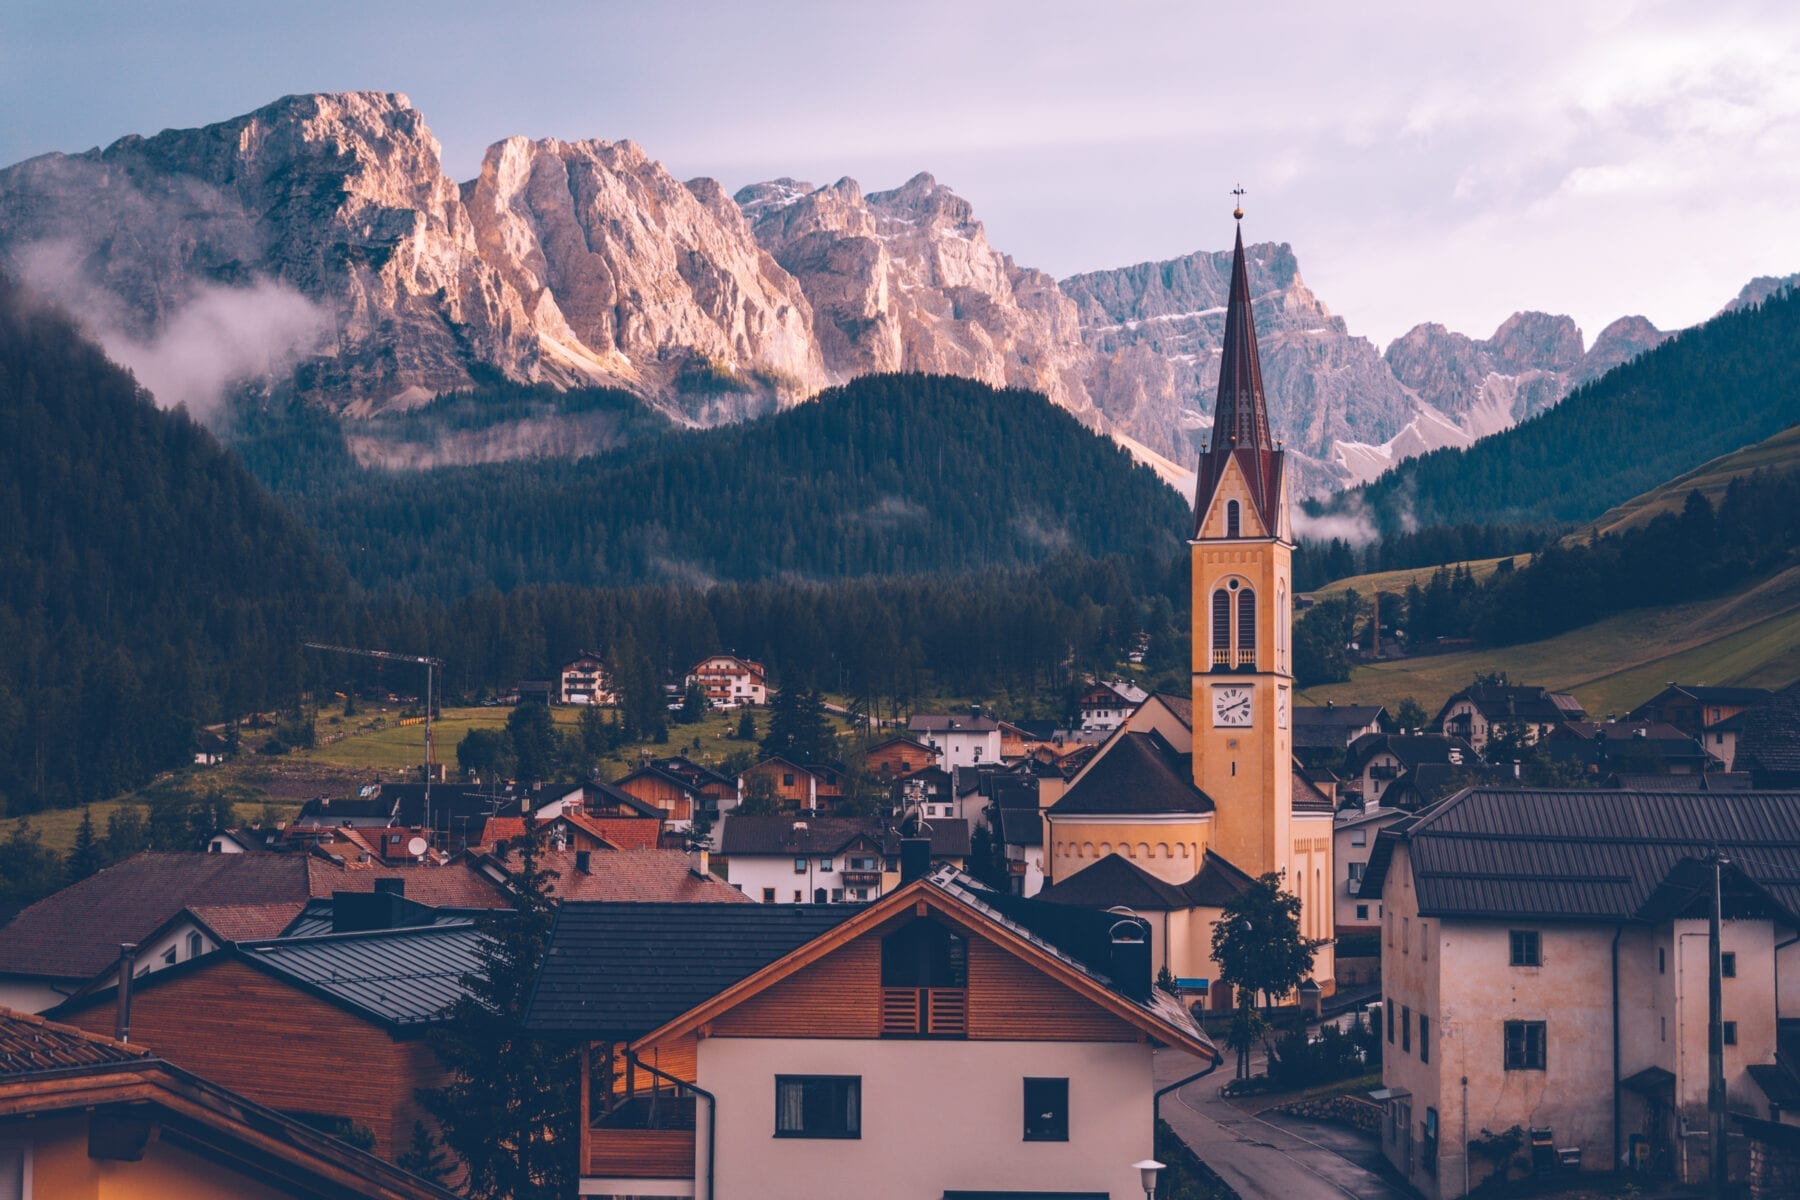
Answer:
top-left (1039, 204), bottom-right (1337, 1002)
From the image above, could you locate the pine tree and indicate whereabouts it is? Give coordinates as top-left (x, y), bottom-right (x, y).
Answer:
top-left (66, 807), bottom-right (106, 883)
top-left (423, 810), bottom-right (577, 1199)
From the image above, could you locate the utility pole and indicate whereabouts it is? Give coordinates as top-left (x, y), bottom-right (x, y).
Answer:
top-left (302, 641), bottom-right (445, 840)
top-left (1708, 848), bottom-right (1728, 1199)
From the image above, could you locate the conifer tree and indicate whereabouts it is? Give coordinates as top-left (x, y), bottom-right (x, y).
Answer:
top-left (66, 807), bottom-right (106, 883)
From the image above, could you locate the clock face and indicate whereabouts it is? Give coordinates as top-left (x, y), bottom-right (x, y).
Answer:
top-left (1213, 686), bottom-right (1254, 727)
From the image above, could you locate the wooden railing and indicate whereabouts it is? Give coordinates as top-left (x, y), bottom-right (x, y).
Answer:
top-left (881, 986), bottom-right (967, 1037)
top-left (585, 1128), bottom-right (695, 1179)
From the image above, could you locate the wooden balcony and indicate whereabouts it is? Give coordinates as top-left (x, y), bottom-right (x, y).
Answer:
top-left (880, 986), bottom-right (967, 1037)
top-left (584, 1128), bottom-right (695, 1179)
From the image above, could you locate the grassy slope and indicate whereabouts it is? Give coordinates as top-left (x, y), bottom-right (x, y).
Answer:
top-left (1310, 557), bottom-right (1512, 600)
top-left (1583, 423), bottom-right (1800, 537)
top-left (1298, 565), bottom-right (1800, 718)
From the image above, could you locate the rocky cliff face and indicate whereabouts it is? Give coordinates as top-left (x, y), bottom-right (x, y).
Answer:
top-left (737, 172), bottom-right (1096, 421)
top-left (0, 91), bottom-right (1701, 494)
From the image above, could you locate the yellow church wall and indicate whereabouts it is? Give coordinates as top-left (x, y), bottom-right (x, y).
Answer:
top-left (1044, 816), bottom-right (1211, 887)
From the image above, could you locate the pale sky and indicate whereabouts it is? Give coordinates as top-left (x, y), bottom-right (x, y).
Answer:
top-left (4, 0), bottom-right (1797, 346)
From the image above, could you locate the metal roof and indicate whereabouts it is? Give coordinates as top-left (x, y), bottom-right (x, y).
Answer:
top-left (1362, 788), bottom-right (1800, 922)
top-left (240, 923), bottom-right (489, 1027)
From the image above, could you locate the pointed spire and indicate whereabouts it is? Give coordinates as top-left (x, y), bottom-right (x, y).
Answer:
top-left (1211, 224), bottom-right (1273, 451)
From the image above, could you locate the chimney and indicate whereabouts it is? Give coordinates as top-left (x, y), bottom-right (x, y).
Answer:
top-left (692, 846), bottom-right (711, 878)
top-left (970, 703), bottom-right (981, 721)
top-left (375, 877), bottom-right (405, 898)
top-left (1108, 918), bottom-right (1152, 1002)
top-left (114, 944), bottom-right (138, 1042)
top-left (334, 887), bottom-right (406, 933)
top-left (575, 849), bottom-right (592, 875)
top-left (900, 837), bottom-right (932, 884)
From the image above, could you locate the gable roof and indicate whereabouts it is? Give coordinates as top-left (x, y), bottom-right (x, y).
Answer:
top-left (719, 815), bottom-right (970, 858)
top-left (304, 856), bottom-right (511, 909)
top-left (1361, 788), bottom-right (1800, 923)
top-left (51, 923), bottom-right (488, 1033)
top-left (527, 867), bottom-right (1218, 1064)
top-left (494, 847), bottom-right (750, 904)
top-left (1345, 732), bottom-right (1475, 775)
top-left (909, 713), bottom-right (1001, 734)
top-left (1435, 683), bottom-right (1585, 727)
top-left (1154, 692), bottom-right (1195, 729)
top-left (993, 805), bottom-right (1043, 848)
top-left (1035, 853), bottom-right (1192, 910)
top-left (583, 780), bottom-right (667, 818)
top-left (0, 1009), bottom-right (461, 1200)
top-left (1049, 730), bottom-right (1213, 816)
top-left (527, 903), bottom-right (857, 1037)
top-left (0, 852), bottom-right (311, 982)
top-left (1292, 768), bottom-right (1337, 814)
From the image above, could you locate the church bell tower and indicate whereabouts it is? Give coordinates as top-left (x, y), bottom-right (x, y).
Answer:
top-left (1189, 199), bottom-right (1294, 879)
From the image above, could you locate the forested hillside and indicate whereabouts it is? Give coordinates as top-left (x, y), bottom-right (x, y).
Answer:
top-left (247, 374), bottom-right (1191, 597)
top-left (0, 276), bottom-right (347, 812)
top-left (1324, 286), bottom-right (1800, 529)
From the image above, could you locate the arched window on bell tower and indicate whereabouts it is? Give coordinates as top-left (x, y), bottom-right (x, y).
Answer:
top-left (1238, 588), bottom-right (1257, 668)
top-left (1226, 500), bottom-right (1241, 538)
top-left (1211, 590), bottom-right (1231, 667)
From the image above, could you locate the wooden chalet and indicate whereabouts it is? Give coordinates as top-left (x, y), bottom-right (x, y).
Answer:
top-left (615, 757), bottom-right (735, 826)
top-left (0, 1008), bottom-right (457, 1200)
top-left (527, 862), bottom-right (1219, 1200)
top-left (855, 736), bottom-right (937, 780)
top-left (738, 755), bottom-right (845, 812)
top-left (49, 922), bottom-right (486, 1166)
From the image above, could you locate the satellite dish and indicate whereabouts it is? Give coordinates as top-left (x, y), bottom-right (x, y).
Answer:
top-left (407, 836), bottom-right (429, 857)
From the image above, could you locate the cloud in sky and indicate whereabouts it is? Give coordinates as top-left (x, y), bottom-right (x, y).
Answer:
top-left (2, 0), bottom-right (1796, 347)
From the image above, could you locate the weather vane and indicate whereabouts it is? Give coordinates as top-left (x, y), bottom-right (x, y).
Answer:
top-left (1232, 185), bottom-right (1245, 221)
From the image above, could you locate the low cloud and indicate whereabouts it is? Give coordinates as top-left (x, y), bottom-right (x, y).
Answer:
top-left (14, 240), bottom-right (330, 421)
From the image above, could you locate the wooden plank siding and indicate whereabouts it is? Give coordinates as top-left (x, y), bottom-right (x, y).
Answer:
top-left (686, 919), bottom-right (1136, 1043)
top-left (585, 1128), bottom-right (696, 1179)
top-left (59, 958), bottom-right (446, 1162)
top-left (614, 774), bottom-right (693, 822)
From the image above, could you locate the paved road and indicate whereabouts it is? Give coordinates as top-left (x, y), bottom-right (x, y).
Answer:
top-left (1155, 1050), bottom-right (1412, 1200)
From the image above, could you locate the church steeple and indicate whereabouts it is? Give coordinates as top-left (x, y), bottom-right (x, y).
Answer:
top-left (1194, 203), bottom-right (1284, 539)
top-left (1211, 223), bottom-right (1274, 452)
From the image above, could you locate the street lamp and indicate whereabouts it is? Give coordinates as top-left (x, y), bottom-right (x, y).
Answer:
top-left (1132, 1158), bottom-right (1163, 1200)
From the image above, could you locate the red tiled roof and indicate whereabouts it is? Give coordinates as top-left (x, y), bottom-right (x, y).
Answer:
top-left (500, 848), bottom-right (749, 903)
top-left (186, 902), bottom-right (309, 943)
top-left (304, 857), bottom-right (510, 909)
top-left (565, 812), bottom-right (658, 851)
top-left (0, 1007), bottom-right (148, 1075)
top-left (0, 852), bottom-right (312, 982)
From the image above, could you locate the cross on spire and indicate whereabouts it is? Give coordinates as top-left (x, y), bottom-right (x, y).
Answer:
top-left (1232, 184), bottom-right (1245, 221)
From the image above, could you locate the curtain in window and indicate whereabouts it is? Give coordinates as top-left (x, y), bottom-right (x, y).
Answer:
top-left (776, 1079), bottom-right (806, 1133)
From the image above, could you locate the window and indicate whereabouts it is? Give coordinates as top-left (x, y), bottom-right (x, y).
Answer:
top-left (1238, 589), bottom-right (1257, 659)
top-left (1420, 1015), bottom-right (1431, 1064)
top-left (762, 888), bottom-right (775, 903)
top-left (187, 932), bottom-right (203, 960)
top-left (1356, 904), bottom-right (1369, 921)
top-left (831, 888), bottom-right (844, 903)
top-left (1023, 1077), bottom-right (1069, 1141)
top-left (1504, 1021), bottom-right (1547, 1071)
top-left (1351, 829), bottom-right (1367, 847)
top-left (1659, 947), bottom-right (1666, 974)
top-left (1348, 862), bottom-right (1366, 883)
top-left (775, 1075), bottom-right (860, 1138)
top-left (782, 773), bottom-right (796, 787)
top-left (795, 857), bottom-right (811, 874)
top-left (1212, 590), bottom-right (1231, 662)
top-left (792, 890), bottom-right (802, 902)
top-left (1402, 1006), bottom-right (1412, 1053)
top-left (820, 858), bottom-right (833, 872)
top-left (1721, 952), bottom-right (1736, 979)
top-left (1421, 922), bottom-right (1430, 961)
top-left (161, 946), bottom-right (177, 966)
top-left (1387, 997), bottom-right (1395, 1044)
top-left (1401, 917), bottom-right (1409, 953)
top-left (1226, 499), bottom-right (1242, 538)
top-left (1509, 930), bottom-right (1541, 967)
top-left (1724, 1021), bottom-right (1738, 1047)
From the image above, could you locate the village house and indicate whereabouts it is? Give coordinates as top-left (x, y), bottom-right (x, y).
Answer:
top-left (992, 802), bottom-right (1046, 897)
top-left (1077, 679), bottom-right (1148, 733)
top-left (1333, 802), bottom-right (1404, 935)
top-left (737, 755), bottom-right (845, 814)
top-left (1293, 702), bottom-right (1388, 763)
top-left (719, 816), bottom-right (969, 904)
top-left (50, 920), bottom-right (485, 1166)
top-left (892, 764), bottom-right (953, 818)
top-left (0, 1008), bottom-right (457, 1200)
top-left (1628, 684), bottom-right (1776, 772)
top-left (1343, 732), bottom-right (1476, 808)
top-left (1722, 682), bottom-right (1800, 788)
top-left (561, 651), bottom-right (618, 705)
top-left (907, 711), bottom-right (1003, 771)
top-left (687, 655), bottom-right (767, 708)
top-left (1542, 720), bottom-right (1721, 777)
top-left (1360, 787), bottom-right (1800, 1198)
top-left (1433, 682), bottom-right (1586, 753)
top-left (524, 861), bottom-right (1219, 1200)
top-left (477, 845), bottom-right (747, 904)
top-left (855, 735), bottom-right (937, 780)
top-left (615, 757), bottom-right (736, 829)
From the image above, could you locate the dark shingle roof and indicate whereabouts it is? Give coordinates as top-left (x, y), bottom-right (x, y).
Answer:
top-left (526, 903), bottom-right (857, 1036)
top-left (1345, 733), bottom-right (1475, 775)
top-left (1050, 731), bottom-right (1213, 816)
top-left (994, 806), bottom-right (1043, 848)
top-left (0, 852), bottom-right (311, 982)
top-left (909, 714), bottom-right (1000, 733)
top-left (719, 816), bottom-right (970, 858)
top-left (1362, 788), bottom-right (1800, 922)
top-left (1037, 854), bottom-right (1192, 911)
top-left (1436, 684), bottom-right (1585, 727)
top-left (0, 1008), bottom-right (148, 1074)
top-left (1182, 852), bottom-right (1258, 906)
top-left (1739, 686), bottom-right (1800, 780)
